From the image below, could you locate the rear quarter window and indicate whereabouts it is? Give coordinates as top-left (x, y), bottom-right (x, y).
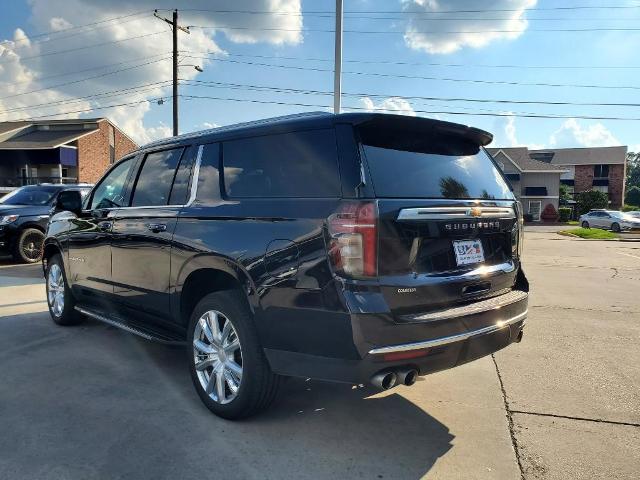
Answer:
top-left (222, 129), bottom-right (341, 198)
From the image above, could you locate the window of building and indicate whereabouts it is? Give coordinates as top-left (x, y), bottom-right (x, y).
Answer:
top-left (524, 186), bottom-right (548, 196)
top-left (593, 164), bottom-right (609, 178)
top-left (592, 185), bottom-right (609, 194)
top-left (131, 148), bottom-right (184, 207)
top-left (222, 129), bottom-right (340, 198)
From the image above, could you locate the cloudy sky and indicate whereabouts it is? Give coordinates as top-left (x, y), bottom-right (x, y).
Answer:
top-left (1, 0), bottom-right (639, 151)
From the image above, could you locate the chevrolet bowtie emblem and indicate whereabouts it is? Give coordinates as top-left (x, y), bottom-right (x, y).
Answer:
top-left (469, 207), bottom-right (482, 217)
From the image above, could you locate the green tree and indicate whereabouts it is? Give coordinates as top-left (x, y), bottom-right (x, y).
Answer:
top-left (626, 185), bottom-right (640, 207)
top-left (559, 183), bottom-right (572, 203)
top-left (576, 190), bottom-right (609, 215)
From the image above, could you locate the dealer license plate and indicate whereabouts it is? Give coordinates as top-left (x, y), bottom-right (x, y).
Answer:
top-left (453, 239), bottom-right (485, 266)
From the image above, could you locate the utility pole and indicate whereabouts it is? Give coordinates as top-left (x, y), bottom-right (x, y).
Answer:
top-left (154, 9), bottom-right (190, 136)
top-left (334, 0), bottom-right (343, 114)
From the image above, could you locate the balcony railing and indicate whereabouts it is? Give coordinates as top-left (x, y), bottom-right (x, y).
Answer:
top-left (0, 176), bottom-right (79, 188)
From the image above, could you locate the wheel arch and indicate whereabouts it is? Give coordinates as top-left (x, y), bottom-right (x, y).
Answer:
top-left (176, 256), bottom-right (259, 327)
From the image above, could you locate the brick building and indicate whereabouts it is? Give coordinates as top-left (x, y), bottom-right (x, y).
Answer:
top-left (0, 118), bottom-right (137, 193)
top-left (529, 146), bottom-right (627, 208)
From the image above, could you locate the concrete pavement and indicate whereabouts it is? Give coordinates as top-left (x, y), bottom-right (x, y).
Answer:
top-left (0, 231), bottom-right (639, 479)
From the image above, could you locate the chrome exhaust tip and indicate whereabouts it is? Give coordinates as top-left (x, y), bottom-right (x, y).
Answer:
top-left (396, 368), bottom-right (419, 386)
top-left (371, 371), bottom-right (398, 390)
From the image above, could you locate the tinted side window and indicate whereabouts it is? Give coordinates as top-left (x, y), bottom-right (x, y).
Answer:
top-left (90, 157), bottom-right (135, 210)
top-left (131, 148), bottom-right (184, 207)
top-left (169, 146), bottom-right (197, 205)
top-left (222, 129), bottom-right (340, 198)
top-left (195, 143), bottom-right (221, 204)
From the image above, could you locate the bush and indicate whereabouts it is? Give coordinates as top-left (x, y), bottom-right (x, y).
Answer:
top-left (558, 207), bottom-right (572, 222)
top-left (626, 186), bottom-right (640, 207)
top-left (576, 190), bottom-right (608, 215)
top-left (622, 204), bottom-right (639, 212)
top-left (540, 204), bottom-right (559, 222)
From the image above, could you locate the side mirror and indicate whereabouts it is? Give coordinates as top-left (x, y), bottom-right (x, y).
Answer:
top-left (55, 190), bottom-right (83, 215)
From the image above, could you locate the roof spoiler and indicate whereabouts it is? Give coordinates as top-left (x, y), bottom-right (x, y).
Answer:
top-left (349, 113), bottom-right (494, 146)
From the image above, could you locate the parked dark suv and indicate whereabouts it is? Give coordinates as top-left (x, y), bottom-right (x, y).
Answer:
top-left (43, 113), bottom-right (528, 419)
top-left (0, 184), bottom-right (91, 263)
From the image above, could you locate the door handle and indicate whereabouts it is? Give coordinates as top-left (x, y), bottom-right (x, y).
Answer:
top-left (146, 223), bottom-right (167, 233)
top-left (97, 221), bottom-right (112, 232)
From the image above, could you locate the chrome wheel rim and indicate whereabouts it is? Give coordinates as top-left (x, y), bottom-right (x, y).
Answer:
top-left (193, 310), bottom-right (243, 405)
top-left (47, 264), bottom-right (65, 317)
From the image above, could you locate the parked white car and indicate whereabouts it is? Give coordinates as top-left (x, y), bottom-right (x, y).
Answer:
top-left (579, 210), bottom-right (640, 232)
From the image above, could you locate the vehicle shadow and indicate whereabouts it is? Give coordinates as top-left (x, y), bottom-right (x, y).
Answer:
top-left (0, 314), bottom-right (454, 480)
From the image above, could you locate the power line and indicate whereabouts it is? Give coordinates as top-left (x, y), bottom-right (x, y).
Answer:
top-left (179, 94), bottom-right (640, 121)
top-left (4, 13), bottom-right (155, 50)
top-left (1, 30), bottom-right (167, 63)
top-left (14, 97), bottom-right (164, 121)
top-left (182, 50), bottom-right (640, 70)
top-left (1, 10), bottom-right (151, 46)
top-left (162, 5), bottom-right (640, 15)
top-left (189, 24), bottom-right (640, 34)
top-left (0, 52), bottom-right (171, 86)
top-left (180, 78), bottom-right (640, 108)
top-left (181, 54), bottom-right (640, 90)
top-left (0, 80), bottom-right (172, 115)
top-left (0, 57), bottom-right (170, 100)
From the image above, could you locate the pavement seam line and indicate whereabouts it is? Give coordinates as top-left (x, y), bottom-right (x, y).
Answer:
top-left (510, 410), bottom-right (640, 428)
top-left (491, 354), bottom-right (525, 480)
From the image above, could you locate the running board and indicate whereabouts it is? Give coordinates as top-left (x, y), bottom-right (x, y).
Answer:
top-left (75, 306), bottom-right (187, 345)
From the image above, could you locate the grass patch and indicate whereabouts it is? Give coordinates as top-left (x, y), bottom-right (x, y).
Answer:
top-left (565, 220), bottom-right (579, 225)
top-left (558, 228), bottom-right (617, 239)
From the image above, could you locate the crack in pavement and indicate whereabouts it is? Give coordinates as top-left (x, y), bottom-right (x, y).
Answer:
top-left (510, 410), bottom-right (640, 428)
top-left (531, 304), bottom-right (640, 315)
top-left (491, 354), bottom-right (525, 480)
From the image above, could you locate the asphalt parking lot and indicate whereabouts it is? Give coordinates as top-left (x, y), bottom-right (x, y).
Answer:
top-left (0, 230), bottom-right (638, 479)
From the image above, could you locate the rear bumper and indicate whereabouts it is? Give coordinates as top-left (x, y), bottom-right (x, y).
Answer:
top-left (264, 289), bottom-right (528, 384)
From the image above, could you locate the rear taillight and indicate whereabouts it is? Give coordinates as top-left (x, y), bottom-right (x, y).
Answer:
top-left (327, 201), bottom-right (378, 277)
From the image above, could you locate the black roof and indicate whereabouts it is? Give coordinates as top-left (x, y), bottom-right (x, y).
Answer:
top-left (141, 112), bottom-right (493, 152)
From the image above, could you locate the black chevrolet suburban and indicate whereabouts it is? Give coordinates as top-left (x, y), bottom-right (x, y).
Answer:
top-left (43, 113), bottom-right (528, 419)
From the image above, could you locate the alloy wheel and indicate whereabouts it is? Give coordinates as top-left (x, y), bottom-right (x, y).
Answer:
top-left (47, 264), bottom-right (65, 317)
top-left (193, 310), bottom-right (243, 405)
top-left (22, 231), bottom-right (43, 261)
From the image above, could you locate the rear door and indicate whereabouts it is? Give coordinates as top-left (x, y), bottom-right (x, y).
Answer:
top-left (356, 122), bottom-right (520, 315)
top-left (110, 145), bottom-right (196, 321)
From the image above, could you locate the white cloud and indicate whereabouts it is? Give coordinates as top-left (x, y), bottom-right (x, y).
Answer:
top-left (549, 118), bottom-right (621, 148)
top-left (202, 122), bottom-right (219, 129)
top-left (402, 0), bottom-right (537, 55)
top-left (0, 0), bottom-right (303, 144)
top-left (360, 97), bottom-right (417, 116)
top-left (145, 121), bottom-right (172, 141)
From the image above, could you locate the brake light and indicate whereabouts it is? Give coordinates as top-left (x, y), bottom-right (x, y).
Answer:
top-left (327, 201), bottom-right (378, 277)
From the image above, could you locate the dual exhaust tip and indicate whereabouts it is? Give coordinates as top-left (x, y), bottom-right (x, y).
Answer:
top-left (371, 368), bottom-right (419, 390)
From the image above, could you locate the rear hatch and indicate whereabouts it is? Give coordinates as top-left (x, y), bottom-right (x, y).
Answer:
top-left (356, 119), bottom-right (522, 317)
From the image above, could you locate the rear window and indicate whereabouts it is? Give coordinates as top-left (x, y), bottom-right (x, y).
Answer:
top-left (222, 129), bottom-right (340, 198)
top-left (359, 127), bottom-right (512, 200)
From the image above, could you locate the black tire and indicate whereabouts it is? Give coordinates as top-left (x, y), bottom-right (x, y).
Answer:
top-left (581, 221), bottom-right (590, 229)
top-left (611, 222), bottom-right (621, 233)
top-left (187, 290), bottom-right (280, 420)
top-left (14, 228), bottom-right (44, 263)
top-left (45, 254), bottom-right (84, 326)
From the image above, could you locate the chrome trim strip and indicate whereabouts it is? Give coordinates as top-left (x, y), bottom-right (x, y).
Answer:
top-left (368, 310), bottom-right (528, 355)
top-left (186, 144), bottom-right (203, 207)
top-left (397, 206), bottom-right (515, 221)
